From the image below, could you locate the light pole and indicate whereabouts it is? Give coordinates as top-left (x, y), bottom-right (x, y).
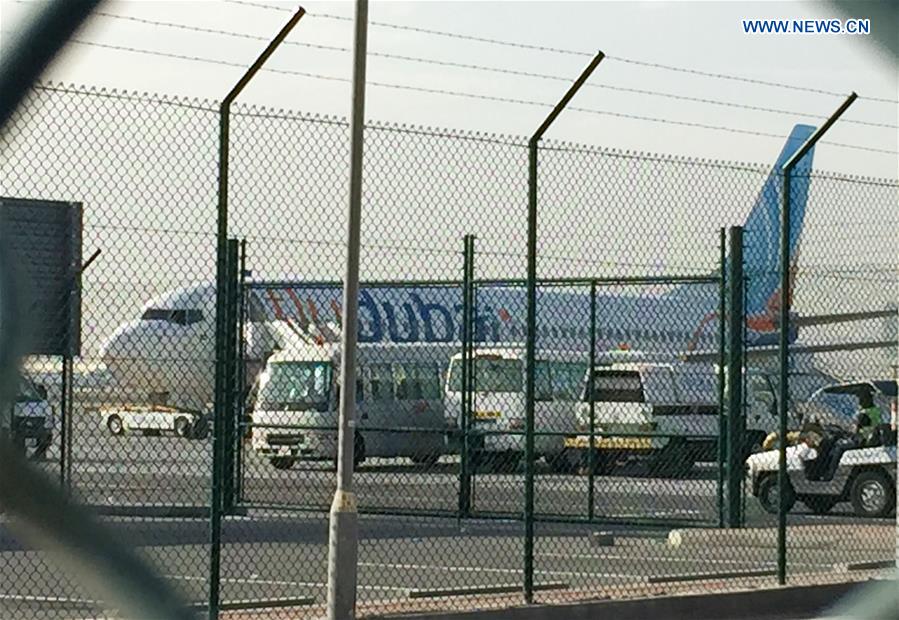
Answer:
top-left (327, 1), bottom-right (369, 618)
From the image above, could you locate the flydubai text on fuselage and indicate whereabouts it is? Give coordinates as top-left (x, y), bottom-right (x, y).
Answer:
top-left (100, 125), bottom-right (815, 411)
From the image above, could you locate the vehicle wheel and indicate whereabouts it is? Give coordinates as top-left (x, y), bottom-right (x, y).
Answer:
top-left (353, 434), bottom-right (366, 469)
top-left (649, 446), bottom-right (694, 479)
top-left (191, 416), bottom-right (210, 440)
top-left (803, 495), bottom-right (839, 515)
top-left (468, 450), bottom-right (487, 471)
top-left (546, 450), bottom-right (578, 474)
top-left (586, 451), bottom-right (617, 476)
top-left (174, 416), bottom-right (191, 438)
top-left (850, 470), bottom-right (894, 518)
top-left (270, 457), bottom-right (295, 470)
top-left (107, 415), bottom-right (124, 436)
top-left (757, 474), bottom-right (796, 515)
top-left (410, 452), bottom-right (441, 467)
top-left (490, 451), bottom-right (521, 474)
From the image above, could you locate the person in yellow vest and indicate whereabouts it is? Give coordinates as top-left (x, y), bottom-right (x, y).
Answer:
top-left (824, 391), bottom-right (883, 479)
top-left (855, 391), bottom-right (883, 444)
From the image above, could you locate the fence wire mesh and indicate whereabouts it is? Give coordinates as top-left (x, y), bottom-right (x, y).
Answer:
top-left (0, 82), bottom-right (895, 619)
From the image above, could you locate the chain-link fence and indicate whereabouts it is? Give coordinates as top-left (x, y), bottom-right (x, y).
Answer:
top-left (0, 82), bottom-right (896, 618)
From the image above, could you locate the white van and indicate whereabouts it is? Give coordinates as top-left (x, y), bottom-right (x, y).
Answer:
top-left (568, 360), bottom-right (718, 476)
top-left (251, 341), bottom-right (454, 470)
top-left (444, 347), bottom-right (588, 472)
top-left (568, 356), bottom-right (841, 477)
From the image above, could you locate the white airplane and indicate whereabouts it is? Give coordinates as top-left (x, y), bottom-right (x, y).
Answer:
top-left (99, 125), bottom-right (895, 413)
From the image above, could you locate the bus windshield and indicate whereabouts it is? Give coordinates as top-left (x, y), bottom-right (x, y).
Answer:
top-left (448, 357), bottom-right (522, 393)
top-left (257, 361), bottom-right (332, 411)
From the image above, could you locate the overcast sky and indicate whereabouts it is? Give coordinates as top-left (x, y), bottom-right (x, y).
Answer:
top-left (2, 0), bottom-right (897, 178)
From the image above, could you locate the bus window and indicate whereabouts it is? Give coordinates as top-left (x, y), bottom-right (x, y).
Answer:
top-left (448, 357), bottom-right (522, 393)
top-left (394, 364), bottom-right (423, 400)
top-left (333, 371), bottom-right (364, 405)
top-left (368, 364), bottom-right (394, 401)
top-left (551, 362), bottom-right (587, 401)
top-left (535, 360), bottom-right (552, 401)
top-left (418, 364), bottom-right (442, 399)
top-left (393, 363), bottom-right (443, 400)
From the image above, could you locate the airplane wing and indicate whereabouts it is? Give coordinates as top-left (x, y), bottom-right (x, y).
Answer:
top-left (793, 309), bottom-right (896, 327)
top-left (683, 339), bottom-right (896, 363)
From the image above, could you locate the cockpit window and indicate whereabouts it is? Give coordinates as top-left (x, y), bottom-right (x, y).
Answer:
top-left (141, 308), bottom-right (203, 326)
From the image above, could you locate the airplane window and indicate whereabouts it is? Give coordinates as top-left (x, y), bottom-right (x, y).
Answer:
top-left (141, 308), bottom-right (203, 326)
top-left (142, 308), bottom-right (174, 322)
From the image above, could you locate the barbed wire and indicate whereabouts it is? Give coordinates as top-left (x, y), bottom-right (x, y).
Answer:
top-left (223, 0), bottom-right (899, 105)
top-left (63, 39), bottom-right (898, 156)
top-left (77, 9), bottom-right (899, 130)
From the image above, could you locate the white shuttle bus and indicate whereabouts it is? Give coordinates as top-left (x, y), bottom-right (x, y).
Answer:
top-left (251, 341), bottom-right (455, 470)
top-left (444, 347), bottom-right (588, 472)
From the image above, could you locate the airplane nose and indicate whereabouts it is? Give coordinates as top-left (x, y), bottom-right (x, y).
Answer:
top-left (101, 321), bottom-right (141, 364)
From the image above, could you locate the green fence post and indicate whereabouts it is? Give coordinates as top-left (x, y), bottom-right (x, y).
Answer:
top-left (726, 226), bottom-right (745, 528)
top-left (222, 239), bottom-right (239, 513)
top-left (458, 234), bottom-right (474, 519)
top-left (523, 53), bottom-right (604, 603)
top-left (717, 228), bottom-right (726, 528)
top-left (587, 280), bottom-right (596, 521)
top-left (234, 239), bottom-right (247, 506)
top-left (776, 171), bottom-right (790, 585)
top-left (524, 138), bottom-right (538, 604)
top-left (777, 93), bottom-right (856, 584)
top-left (208, 252), bottom-right (227, 620)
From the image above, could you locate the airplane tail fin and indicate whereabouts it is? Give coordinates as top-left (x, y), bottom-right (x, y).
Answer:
top-left (669, 124), bottom-right (816, 318)
top-left (739, 124), bottom-right (816, 316)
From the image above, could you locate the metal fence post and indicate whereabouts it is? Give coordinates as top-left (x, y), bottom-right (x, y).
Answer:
top-left (726, 226), bottom-right (745, 529)
top-left (58, 354), bottom-right (68, 488)
top-left (222, 240), bottom-right (239, 513)
top-left (524, 51), bottom-right (604, 604)
top-left (208, 271), bottom-right (227, 620)
top-left (777, 93), bottom-right (856, 585)
top-left (587, 280), bottom-right (597, 521)
top-left (458, 234), bottom-right (474, 519)
top-left (234, 239), bottom-right (248, 506)
top-left (210, 12), bottom-right (304, 616)
top-left (716, 228), bottom-right (726, 528)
